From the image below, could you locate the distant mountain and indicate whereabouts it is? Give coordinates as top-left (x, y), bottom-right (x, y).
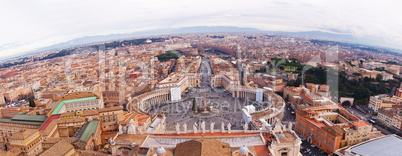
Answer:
top-left (19, 26), bottom-right (402, 57)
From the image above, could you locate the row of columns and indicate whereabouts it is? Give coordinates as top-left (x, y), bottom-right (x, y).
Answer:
top-left (146, 93), bottom-right (170, 105)
top-left (267, 117), bottom-right (275, 124)
top-left (236, 90), bottom-right (256, 100)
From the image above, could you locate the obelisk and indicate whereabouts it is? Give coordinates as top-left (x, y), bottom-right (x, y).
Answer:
top-left (204, 90), bottom-right (207, 108)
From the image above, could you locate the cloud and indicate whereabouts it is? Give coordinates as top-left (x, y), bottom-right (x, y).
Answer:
top-left (0, 0), bottom-right (401, 59)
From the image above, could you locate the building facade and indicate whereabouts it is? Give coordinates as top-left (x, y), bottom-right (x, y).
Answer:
top-left (7, 129), bottom-right (44, 156)
top-left (295, 105), bottom-right (372, 154)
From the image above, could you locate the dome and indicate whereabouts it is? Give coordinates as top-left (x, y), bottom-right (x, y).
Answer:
top-left (239, 145), bottom-right (249, 154)
top-left (156, 147), bottom-right (166, 154)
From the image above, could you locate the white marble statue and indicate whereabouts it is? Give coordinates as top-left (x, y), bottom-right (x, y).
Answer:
top-left (210, 122), bottom-right (215, 133)
top-left (262, 122), bottom-right (266, 131)
top-left (127, 119), bottom-right (137, 134)
top-left (137, 127), bottom-right (143, 134)
top-left (221, 122), bottom-right (225, 132)
top-left (162, 124), bottom-right (166, 132)
top-left (118, 124), bottom-right (123, 134)
top-left (243, 123), bottom-right (248, 132)
top-left (288, 122), bottom-right (293, 131)
top-left (183, 123), bottom-right (187, 133)
top-left (272, 119), bottom-right (283, 133)
top-left (193, 123), bottom-right (198, 133)
top-left (201, 121), bottom-right (206, 133)
top-left (123, 126), bottom-right (127, 133)
top-left (176, 123), bottom-right (180, 134)
top-left (227, 123), bottom-right (231, 133)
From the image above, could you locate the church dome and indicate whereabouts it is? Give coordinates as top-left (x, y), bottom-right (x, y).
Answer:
top-left (239, 145), bottom-right (249, 154)
top-left (156, 147), bottom-right (166, 154)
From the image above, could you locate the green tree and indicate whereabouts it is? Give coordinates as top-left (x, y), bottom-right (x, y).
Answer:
top-left (352, 73), bottom-right (362, 77)
top-left (340, 71), bottom-right (347, 76)
top-left (192, 98), bottom-right (198, 112)
top-left (290, 58), bottom-right (298, 63)
top-left (354, 86), bottom-right (370, 100)
top-left (376, 74), bottom-right (383, 82)
top-left (28, 95), bottom-right (36, 107)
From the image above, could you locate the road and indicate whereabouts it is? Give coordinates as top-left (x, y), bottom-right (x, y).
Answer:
top-left (301, 141), bottom-right (327, 156)
top-left (347, 106), bottom-right (392, 135)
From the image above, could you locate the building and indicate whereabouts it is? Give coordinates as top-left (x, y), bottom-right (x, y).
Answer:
top-left (377, 108), bottom-right (393, 128)
top-left (7, 129), bottom-right (44, 156)
top-left (335, 134), bottom-right (402, 156)
top-left (98, 106), bottom-right (124, 132)
top-left (72, 120), bottom-right (101, 151)
top-left (211, 73), bottom-right (240, 91)
top-left (0, 95), bottom-right (5, 105)
top-left (376, 107), bottom-right (402, 132)
top-left (295, 105), bottom-right (372, 154)
top-left (0, 114), bottom-right (47, 150)
top-left (381, 72), bottom-right (394, 81)
top-left (394, 84), bottom-right (402, 98)
top-left (174, 139), bottom-right (232, 156)
top-left (39, 140), bottom-right (76, 156)
top-left (57, 117), bottom-right (86, 137)
top-left (363, 62), bottom-right (386, 70)
top-left (156, 73), bottom-right (201, 93)
top-left (109, 119), bottom-right (301, 156)
top-left (3, 86), bottom-right (32, 102)
top-left (388, 65), bottom-right (401, 75)
top-left (0, 107), bottom-right (30, 119)
top-left (284, 84), bottom-right (334, 110)
top-left (368, 94), bottom-right (401, 113)
top-left (41, 137), bottom-right (77, 150)
top-left (50, 92), bottom-right (104, 115)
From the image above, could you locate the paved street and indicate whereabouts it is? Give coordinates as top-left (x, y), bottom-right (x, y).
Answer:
top-left (148, 58), bottom-right (254, 130)
top-left (301, 141), bottom-right (327, 156)
top-left (347, 105), bottom-right (392, 135)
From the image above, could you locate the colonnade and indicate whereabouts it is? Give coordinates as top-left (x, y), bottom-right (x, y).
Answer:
top-left (145, 93), bottom-right (170, 105)
top-left (235, 90), bottom-right (257, 101)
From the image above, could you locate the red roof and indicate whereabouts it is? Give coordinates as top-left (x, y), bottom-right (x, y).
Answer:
top-left (392, 104), bottom-right (402, 108)
top-left (305, 104), bottom-right (341, 112)
top-left (301, 94), bottom-right (313, 103)
top-left (39, 114), bottom-right (60, 131)
top-left (354, 121), bottom-right (370, 127)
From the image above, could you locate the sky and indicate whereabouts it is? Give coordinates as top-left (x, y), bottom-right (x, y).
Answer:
top-left (1, 0), bottom-right (401, 59)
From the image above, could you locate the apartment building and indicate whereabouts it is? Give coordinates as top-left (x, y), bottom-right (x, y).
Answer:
top-left (98, 106), bottom-right (124, 132)
top-left (57, 117), bottom-right (86, 137)
top-left (50, 92), bottom-right (104, 115)
top-left (369, 94), bottom-right (401, 113)
top-left (3, 86), bottom-right (32, 102)
top-left (377, 107), bottom-right (402, 132)
top-left (0, 114), bottom-right (46, 150)
top-left (0, 95), bottom-right (5, 105)
top-left (73, 120), bottom-right (101, 151)
top-left (7, 129), bottom-right (44, 156)
top-left (284, 84), bottom-right (334, 110)
top-left (295, 105), bottom-right (371, 154)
